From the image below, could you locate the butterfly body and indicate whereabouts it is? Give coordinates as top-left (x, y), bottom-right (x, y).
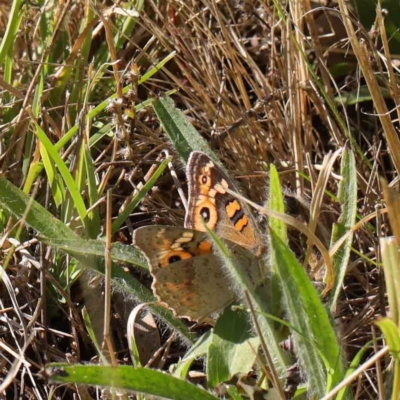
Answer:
top-left (133, 152), bottom-right (264, 321)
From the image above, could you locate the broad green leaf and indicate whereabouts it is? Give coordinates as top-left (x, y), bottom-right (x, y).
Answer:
top-left (46, 364), bottom-right (219, 400)
top-left (152, 99), bottom-right (256, 214)
top-left (207, 306), bottom-right (259, 387)
top-left (153, 96), bottom-right (212, 162)
top-left (0, 175), bottom-right (80, 242)
top-left (269, 229), bottom-right (347, 397)
top-left (330, 149), bottom-right (357, 310)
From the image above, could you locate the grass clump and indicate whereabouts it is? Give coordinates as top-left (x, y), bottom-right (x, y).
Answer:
top-left (0, 0), bottom-right (399, 399)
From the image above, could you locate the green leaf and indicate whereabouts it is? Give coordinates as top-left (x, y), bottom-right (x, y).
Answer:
top-left (269, 229), bottom-right (347, 397)
top-left (330, 149), bottom-right (357, 310)
top-left (336, 340), bottom-right (372, 400)
top-left (83, 146), bottom-right (101, 238)
top-left (0, 0), bottom-right (24, 64)
top-left (0, 175), bottom-right (80, 242)
top-left (268, 164), bottom-right (287, 242)
top-left (268, 163), bottom-right (286, 317)
top-left (375, 317), bottom-right (400, 358)
top-left (374, 317), bottom-right (400, 399)
top-left (207, 306), bottom-right (259, 387)
top-left (380, 236), bottom-right (400, 326)
top-left (46, 364), bottom-right (219, 400)
top-left (40, 141), bottom-right (65, 208)
top-left (334, 85), bottom-right (391, 106)
top-left (82, 307), bottom-right (107, 364)
top-left (174, 331), bottom-right (212, 379)
top-left (153, 96), bottom-right (213, 162)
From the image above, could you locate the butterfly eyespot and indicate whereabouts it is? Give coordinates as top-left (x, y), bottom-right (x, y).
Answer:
top-left (200, 207), bottom-right (210, 222)
top-left (199, 174), bottom-right (211, 187)
top-left (160, 251), bottom-right (192, 267)
top-left (169, 255), bottom-right (182, 263)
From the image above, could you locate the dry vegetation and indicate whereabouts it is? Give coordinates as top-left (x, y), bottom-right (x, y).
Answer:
top-left (0, 0), bottom-right (399, 399)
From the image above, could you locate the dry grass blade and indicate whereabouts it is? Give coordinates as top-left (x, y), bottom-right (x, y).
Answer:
top-left (338, 0), bottom-right (400, 175)
top-left (381, 179), bottom-right (400, 246)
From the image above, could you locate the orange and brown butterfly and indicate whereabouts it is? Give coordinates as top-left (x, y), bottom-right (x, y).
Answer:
top-left (133, 151), bottom-right (264, 321)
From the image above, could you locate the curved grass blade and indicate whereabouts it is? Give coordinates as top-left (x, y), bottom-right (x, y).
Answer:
top-left (375, 317), bottom-right (400, 400)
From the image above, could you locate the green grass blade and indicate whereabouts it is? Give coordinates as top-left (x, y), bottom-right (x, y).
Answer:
top-left (83, 146), bottom-right (101, 238)
top-left (46, 364), bottom-right (219, 400)
top-left (0, 175), bottom-right (80, 241)
top-left (375, 317), bottom-right (400, 399)
top-left (33, 122), bottom-right (89, 233)
top-left (42, 238), bottom-right (147, 271)
top-left (82, 307), bottom-right (108, 364)
top-left (268, 164), bottom-right (287, 241)
top-left (330, 149), bottom-right (357, 310)
top-left (111, 157), bottom-right (170, 233)
top-left (67, 5), bottom-right (95, 124)
top-left (336, 340), bottom-right (373, 400)
top-left (139, 52), bottom-right (177, 84)
top-left (175, 331), bottom-right (212, 379)
top-left (269, 229), bottom-right (347, 397)
top-left (40, 142), bottom-right (65, 207)
top-left (0, 0), bottom-right (23, 64)
top-left (268, 163), bottom-right (286, 317)
top-left (380, 236), bottom-right (400, 326)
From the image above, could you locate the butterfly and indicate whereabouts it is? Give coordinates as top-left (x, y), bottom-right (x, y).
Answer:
top-left (133, 152), bottom-right (264, 321)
